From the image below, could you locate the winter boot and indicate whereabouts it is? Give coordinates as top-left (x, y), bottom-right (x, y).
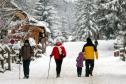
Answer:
top-left (26, 75), bottom-right (29, 79)
top-left (56, 74), bottom-right (60, 78)
top-left (78, 74), bottom-right (81, 77)
top-left (89, 71), bottom-right (93, 76)
top-left (89, 73), bottom-right (93, 76)
top-left (85, 73), bottom-right (89, 77)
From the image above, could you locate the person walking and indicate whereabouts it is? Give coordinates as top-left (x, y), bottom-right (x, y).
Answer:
top-left (50, 41), bottom-right (66, 78)
top-left (94, 39), bottom-right (98, 49)
top-left (19, 39), bottom-right (34, 79)
top-left (82, 37), bottom-right (98, 77)
top-left (76, 52), bottom-right (84, 77)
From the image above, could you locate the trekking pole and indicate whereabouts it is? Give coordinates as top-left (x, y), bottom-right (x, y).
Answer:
top-left (19, 61), bottom-right (21, 79)
top-left (47, 57), bottom-right (51, 79)
top-left (19, 63), bottom-right (20, 79)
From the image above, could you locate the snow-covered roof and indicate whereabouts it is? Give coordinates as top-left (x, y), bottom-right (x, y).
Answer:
top-left (11, 0), bottom-right (51, 33)
top-left (26, 14), bottom-right (51, 33)
top-left (34, 21), bottom-right (51, 33)
top-left (28, 16), bottom-right (38, 23)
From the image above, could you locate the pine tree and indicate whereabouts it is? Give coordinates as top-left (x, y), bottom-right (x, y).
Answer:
top-left (75, 0), bottom-right (98, 40)
top-left (34, 0), bottom-right (62, 38)
top-left (95, 0), bottom-right (126, 39)
top-left (34, 0), bottom-right (58, 29)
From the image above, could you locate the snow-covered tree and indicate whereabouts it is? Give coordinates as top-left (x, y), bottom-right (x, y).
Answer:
top-left (75, 0), bottom-right (99, 40)
top-left (75, 0), bottom-right (126, 40)
top-left (95, 0), bottom-right (126, 39)
top-left (34, 0), bottom-right (58, 29)
top-left (33, 0), bottom-right (68, 43)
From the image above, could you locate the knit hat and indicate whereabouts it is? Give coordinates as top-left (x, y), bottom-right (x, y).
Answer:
top-left (24, 39), bottom-right (29, 44)
top-left (55, 41), bottom-right (62, 46)
top-left (86, 37), bottom-right (92, 44)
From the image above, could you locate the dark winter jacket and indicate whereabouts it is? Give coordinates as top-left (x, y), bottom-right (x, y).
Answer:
top-left (51, 42), bottom-right (66, 60)
top-left (20, 45), bottom-right (34, 60)
top-left (76, 52), bottom-right (84, 67)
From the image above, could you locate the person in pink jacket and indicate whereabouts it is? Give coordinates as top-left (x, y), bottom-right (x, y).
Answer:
top-left (76, 52), bottom-right (84, 77)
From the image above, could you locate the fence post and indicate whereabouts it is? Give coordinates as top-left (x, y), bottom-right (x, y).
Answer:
top-left (8, 51), bottom-right (11, 70)
top-left (1, 50), bottom-right (4, 70)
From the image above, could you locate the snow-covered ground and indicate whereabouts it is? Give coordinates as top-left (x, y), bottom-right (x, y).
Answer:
top-left (0, 40), bottom-right (126, 84)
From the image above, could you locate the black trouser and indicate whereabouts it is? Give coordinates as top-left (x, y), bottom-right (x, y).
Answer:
top-left (55, 59), bottom-right (63, 76)
top-left (85, 60), bottom-right (94, 76)
top-left (77, 67), bottom-right (82, 76)
top-left (23, 59), bottom-right (31, 77)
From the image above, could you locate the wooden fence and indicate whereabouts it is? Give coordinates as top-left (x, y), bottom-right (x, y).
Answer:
top-left (114, 48), bottom-right (126, 61)
top-left (0, 46), bottom-right (19, 73)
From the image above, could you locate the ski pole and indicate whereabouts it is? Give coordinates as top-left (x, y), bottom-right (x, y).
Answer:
top-left (19, 61), bottom-right (21, 79)
top-left (47, 57), bottom-right (51, 79)
top-left (19, 63), bottom-right (20, 79)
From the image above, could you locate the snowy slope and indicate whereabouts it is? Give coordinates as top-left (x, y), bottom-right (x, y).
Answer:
top-left (0, 40), bottom-right (126, 84)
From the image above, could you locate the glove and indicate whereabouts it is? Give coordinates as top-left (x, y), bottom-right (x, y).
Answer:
top-left (31, 57), bottom-right (35, 61)
top-left (62, 54), bottom-right (65, 58)
top-left (50, 55), bottom-right (53, 58)
top-left (19, 58), bottom-right (21, 62)
top-left (95, 52), bottom-right (98, 60)
top-left (96, 56), bottom-right (98, 60)
top-left (18, 60), bottom-right (21, 64)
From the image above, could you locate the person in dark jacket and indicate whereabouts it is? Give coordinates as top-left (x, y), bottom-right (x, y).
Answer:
top-left (76, 52), bottom-right (84, 77)
top-left (50, 41), bottom-right (66, 78)
top-left (94, 39), bottom-right (98, 49)
top-left (19, 39), bottom-right (34, 79)
top-left (82, 37), bottom-right (98, 77)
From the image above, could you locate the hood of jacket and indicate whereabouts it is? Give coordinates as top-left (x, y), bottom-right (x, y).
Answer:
top-left (55, 42), bottom-right (62, 46)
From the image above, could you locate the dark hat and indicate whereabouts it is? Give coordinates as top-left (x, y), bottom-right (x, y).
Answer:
top-left (87, 37), bottom-right (91, 42)
top-left (86, 37), bottom-right (92, 44)
top-left (24, 39), bottom-right (29, 43)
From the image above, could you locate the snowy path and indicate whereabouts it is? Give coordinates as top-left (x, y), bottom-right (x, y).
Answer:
top-left (1, 40), bottom-right (126, 84)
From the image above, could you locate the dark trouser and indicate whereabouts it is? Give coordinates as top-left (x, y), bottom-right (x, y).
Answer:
top-left (23, 59), bottom-right (31, 77)
top-left (77, 67), bottom-right (82, 77)
top-left (55, 59), bottom-right (63, 77)
top-left (85, 60), bottom-right (94, 76)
